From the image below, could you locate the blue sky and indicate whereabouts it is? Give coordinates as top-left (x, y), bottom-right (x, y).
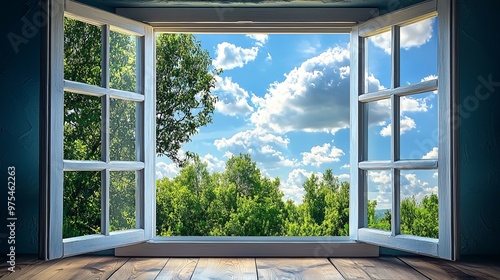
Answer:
top-left (156, 17), bottom-right (439, 208)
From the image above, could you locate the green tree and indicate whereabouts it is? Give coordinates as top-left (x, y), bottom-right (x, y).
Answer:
top-left (156, 34), bottom-right (221, 165)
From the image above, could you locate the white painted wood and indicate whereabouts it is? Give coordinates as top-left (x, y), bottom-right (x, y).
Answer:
top-left (437, 0), bottom-right (458, 261)
top-left (108, 161), bottom-right (145, 171)
top-left (63, 160), bottom-right (107, 171)
top-left (102, 169), bottom-right (110, 236)
top-left (63, 160), bottom-right (144, 171)
top-left (349, 26), bottom-right (365, 239)
top-left (117, 7), bottom-right (378, 24)
top-left (48, 0), bottom-right (65, 260)
top-left (65, 0), bottom-right (148, 36)
top-left (391, 26), bottom-right (401, 236)
top-left (359, 160), bottom-right (438, 170)
top-left (109, 89), bottom-right (144, 102)
top-left (115, 239), bottom-right (379, 257)
top-left (358, 79), bottom-right (438, 103)
top-left (101, 26), bottom-right (111, 237)
top-left (63, 229), bottom-right (146, 256)
top-left (63, 81), bottom-right (144, 101)
top-left (143, 26), bottom-right (156, 239)
top-left (64, 80), bottom-right (106, 97)
top-left (358, 228), bottom-right (438, 256)
top-left (357, 0), bottom-right (437, 37)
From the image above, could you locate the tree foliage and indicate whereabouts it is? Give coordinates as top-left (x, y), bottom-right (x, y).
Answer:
top-left (156, 34), bottom-right (221, 165)
top-left (156, 154), bottom-right (351, 236)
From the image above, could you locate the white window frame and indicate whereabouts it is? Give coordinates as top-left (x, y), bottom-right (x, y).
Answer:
top-left (44, 0), bottom-right (155, 259)
top-left (42, 0), bottom-right (457, 260)
top-left (349, 0), bottom-right (459, 260)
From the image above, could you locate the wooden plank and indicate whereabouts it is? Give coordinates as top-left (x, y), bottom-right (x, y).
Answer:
top-left (331, 257), bottom-right (427, 280)
top-left (2, 256), bottom-right (127, 280)
top-left (156, 258), bottom-right (198, 280)
top-left (256, 258), bottom-right (344, 280)
top-left (330, 258), bottom-right (372, 279)
top-left (191, 258), bottom-right (257, 280)
top-left (399, 257), bottom-right (475, 279)
top-left (0, 258), bottom-right (61, 280)
top-left (108, 257), bottom-right (169, 280)
top-left (446, 257), bottom-right (500, 279)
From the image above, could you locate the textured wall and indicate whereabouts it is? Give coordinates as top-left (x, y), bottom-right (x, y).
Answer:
top-left (0, 1), bottom-right (41, 254)
top-left (459, 0), bottom-right (500, 255)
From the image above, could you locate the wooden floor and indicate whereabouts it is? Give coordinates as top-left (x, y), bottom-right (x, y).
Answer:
top-left (1, 255), bottom-right (499, 279)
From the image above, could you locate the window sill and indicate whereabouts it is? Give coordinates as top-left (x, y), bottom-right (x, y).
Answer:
top-left (114, 236), bottom-right (379, 257)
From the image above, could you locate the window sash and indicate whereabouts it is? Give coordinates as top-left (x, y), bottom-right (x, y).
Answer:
top-left (349, 0), bottom-right (458, 260)
top-left (46, 0), bottom-right (155, 259)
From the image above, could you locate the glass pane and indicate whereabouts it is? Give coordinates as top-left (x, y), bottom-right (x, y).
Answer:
top-left (367, 170), bottom-right (392, 231)
top-left (64, 17), bottom-right (102, 86)
top-left (63, 171), bottom-right (101, 238)
top-left (110, 99), bottom-right (137, 161)
top-left (64, 91), bottom-right (102, 160)
top-left (400, 17), bottom-right (438, 85)
top-left (110, 171), bottom-right (137, 231)
top-left (400, 91), bottom-right (438, 160)
top-left (110, 30), bottom-right (138, 92)
top-left (365, 31), bottom-right (391, 93)
top-left (367, 99), bottom-right (391, 160)
top-left (400, 170), bottom-right (438, 238)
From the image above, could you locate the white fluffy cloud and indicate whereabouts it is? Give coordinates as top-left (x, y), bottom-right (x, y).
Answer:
top-left (213, 76), bottom-right (254, 116)
top-left (341, 164), bottom-right (350, 169)
top-left (246, 34), bottom-right (269, 47)
top-left (201, 153), bottom-right (226, 173)
top-left (301, 143), bottom-right (345, 167)
top-left (213, 42), bottom-right (259, 70)
top-left (380, 116), bottom-right (417, 137)
top-left (368, 170), bottom-right (392, 209)
top-left (338, 173), bottom-right (350, 180)
top-left (369, 17), bottom-right (434, 54)
top-left (401, 96), bottom-right (429, 113)
top-left (280, 168), bottom-right (320, 204)
top-left (214, 129), bottom-right (298, 168)
top-left (250, 47), bottom-right (353, 134)
top-left (422, 147), bottom-right (438, 159)
top-left (401, 172), bottom-right (438, 202)
top-left (155, 161), bottom-right (179, 180)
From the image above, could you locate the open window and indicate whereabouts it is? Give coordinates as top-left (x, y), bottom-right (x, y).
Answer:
top-left (43, 0), bottom-right (457, 260)
top-left (44, 0), bottom-right (155, 259)
top-left (349, 0), bottom-right (458, 260)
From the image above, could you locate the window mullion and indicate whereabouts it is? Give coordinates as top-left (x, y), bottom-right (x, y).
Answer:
top-left (101, 24), bottom-right (111, 236)
top-left (135, 36), bottom-right (145, 230)
top-left (391, 25), bottom-right (401, 236)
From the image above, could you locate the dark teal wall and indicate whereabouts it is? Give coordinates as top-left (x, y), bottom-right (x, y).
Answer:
top-left (458, 0), bottom-right (500, 255)
top-left (0, 1), bottom-right (41, 254)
